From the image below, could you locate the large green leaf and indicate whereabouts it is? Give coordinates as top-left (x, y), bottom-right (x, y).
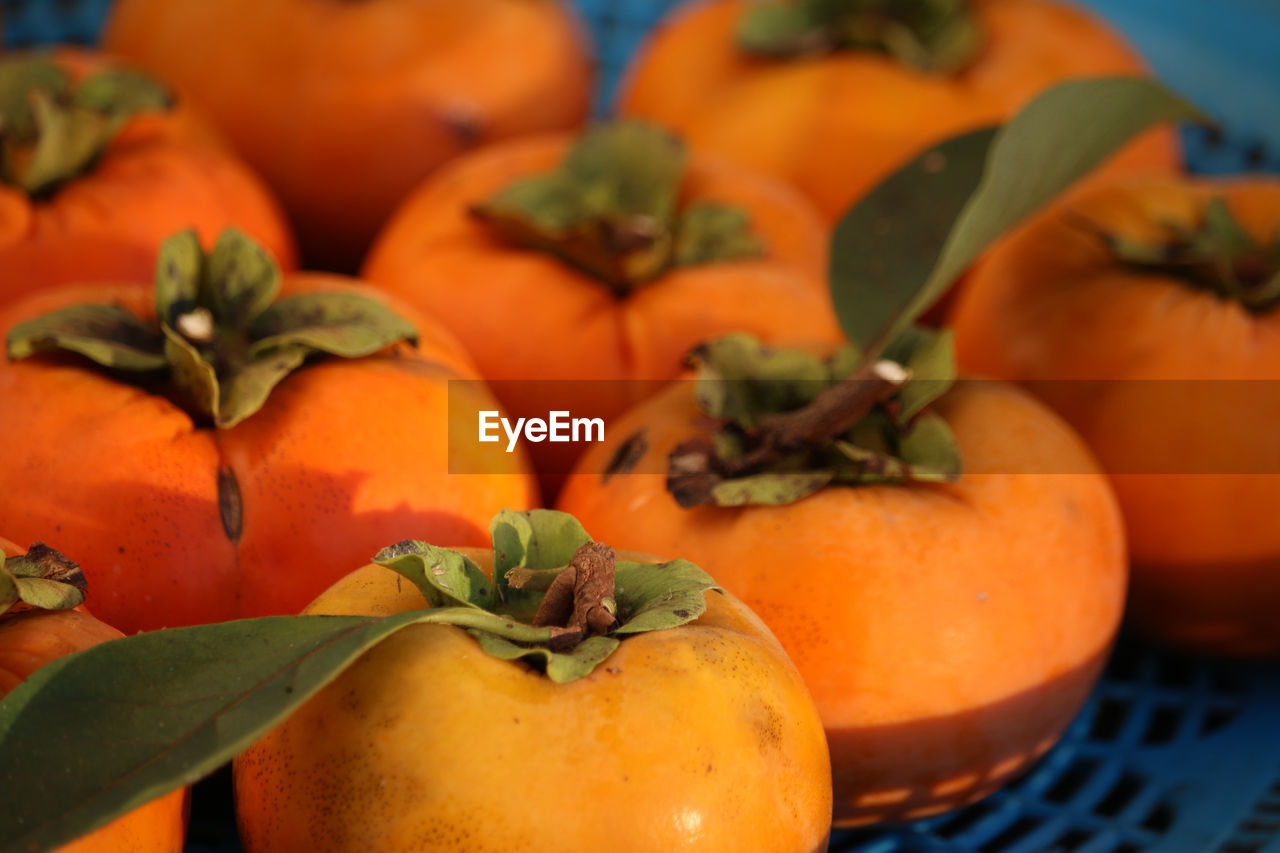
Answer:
top-left (831, 77), bottom-right (1203, 357)
top-left (0, 613), bottom-right (426, 853)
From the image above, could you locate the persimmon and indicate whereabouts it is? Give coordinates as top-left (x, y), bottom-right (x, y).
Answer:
top-left (951, 175), bottom-right (1280, 656)
top-left (0, 230), bottom-right (535, 635)
top-left (234, 510), bottom-right (833, 852)
top-left (103, 0), bottom-right (593, 271)
top-left (0, 538), bottom-right (188, 852)
top-left (619, 0), bottom-right (1179, 223)
top-left (362, 121), bottom-right (842, 488)
top-left (554, 333), bottom-right (1126, 825)
top-left (0, 50), bottom-right (295, 307)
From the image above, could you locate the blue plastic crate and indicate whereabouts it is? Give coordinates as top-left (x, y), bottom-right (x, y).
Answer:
top-left (3, 1), bottom-right (1279, 851)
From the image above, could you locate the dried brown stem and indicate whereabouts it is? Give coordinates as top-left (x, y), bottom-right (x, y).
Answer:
top-left (530, 542), bottom-right (618, 650)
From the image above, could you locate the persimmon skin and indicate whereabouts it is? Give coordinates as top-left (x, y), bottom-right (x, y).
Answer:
top-left (0, 280), bottom-right (537, 635)
top-left (952, 176), bottom-right (1280, 657)
top-left (0, 538), bottom-right (188, 853)
top-left (104, 0), bottom-right (592, 271)
top-left (556, 381), bottom-right (1126, 825)
top-left (619, 0), bottom-right (1179, 223)
top-left (0, 49), bottom-right (296, 308)
top-left (362, 133), bottom-right (842, 486)
top-left (233, 547), bottom-right (832, 852)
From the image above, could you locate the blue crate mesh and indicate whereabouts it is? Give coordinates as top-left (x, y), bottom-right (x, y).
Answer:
top-left (3, 1), bottom-right (1280, 851)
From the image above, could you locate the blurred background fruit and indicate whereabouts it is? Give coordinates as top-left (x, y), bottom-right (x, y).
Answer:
top-left (100, 0), bottom-right (593, 272)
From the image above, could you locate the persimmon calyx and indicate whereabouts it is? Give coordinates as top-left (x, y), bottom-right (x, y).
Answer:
top-left (1080, 197), bottom-right (1280, 314)
top-left (372, 509), bottom-right (721, 682)
top-left (469, 121), bottom-right (765, 294)
top-left (737, 0), bottom-right (982, 73)
top-left (667, 330), bottom-right (962, 508)
top-left (0, 543), bottom-right (87, 617)
top-left (5, 229), bottom-right (419, 428)
top-left (0, 55), bottom-right (171, 197)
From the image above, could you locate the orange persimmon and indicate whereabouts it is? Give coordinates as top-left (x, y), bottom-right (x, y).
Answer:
top-left (557, 370), bottom-right (1126, 825)
top-left (0, 49), bottom-right (295, 307)
top-left (362, 123), bottom-right (842, 489)
top-left (620, 0), bottom-right (1179, 222)
top-left (0, 538), bottom-right (188, 852)
top-left (0, 232), bottom-right (535, 635)
top-left (103, 0), bottom-right (593, 270)
top-left (951, 175), bottom-right (1280, 656)
top-left (234, 516), bottom-right (833, 852)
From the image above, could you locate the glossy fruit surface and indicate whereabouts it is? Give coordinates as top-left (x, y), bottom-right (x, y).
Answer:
top-left (557, 379), bottom-right (1126, 824)
top-left (234, 545), bottom-right (833, 852)
top-left (0, 49), bottom-right (295, 307)
top-left (952, 175), bottom-right (1280, 656)
top-left (0, 537), bottom-right (188, 852)
top-left (104, 0), bottom-right (592, 269)
top-left (0, 279), bottom-right (536, 634)
top-left (620, 0), bottom-right (1178, 222)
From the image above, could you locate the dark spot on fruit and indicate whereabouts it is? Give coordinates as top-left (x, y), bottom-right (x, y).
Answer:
top-left (603, 428), bottom-right (648, 482)
top-left (217, 465), bottom-right (243, 542)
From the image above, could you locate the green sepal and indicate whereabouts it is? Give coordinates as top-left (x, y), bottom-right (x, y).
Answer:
top-left (471, 121), bottom-right (766, 292)
top-left (371, 510), bottom-right (721, 680)
top-left (5, 304), bottom-right (167, 370)
top-left (373, 541), bottom-right (494, 610)
top-left (6, 228), bottom-right (419, 429)
top-left (489, 508), bottom-right (591, 622)
top-left (670, 330), bottom-right (961, 507)
top-left (690, 333), bottom-right (841, 429)
top-left (1104, 195), bottom-right (1280, 314)
top-left (737, 0), bottom-right (983, 74)
top-left (612, 559), bottom-right (719, 635)
top-left (882, 326), bottom-right (956, 422)
top-left (674, 203), bottom-right (765, 268)
top-left (708, 471), bottom-right (836, 507)
top-left (0, 55), bottom-right (173, 196)
top-left (470, 633), bottom-right (621, 684)
top-left (0, 544), bottom-right (87, 617)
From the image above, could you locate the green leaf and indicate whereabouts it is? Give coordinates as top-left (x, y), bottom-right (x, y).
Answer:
top-left (675, 202), bottom-right (766, 268)
top-left (72, 69), bottom-right (171, 115)
top-left (373, 541), bottom-right (494, 610)
top-left (205, 229), bottom-right (281, 332)
top-left (153, 230), bottom-right (204, 326)
top-left (490, 508), bottom-right (591, 621)
top-left (250, 292), bottom-right (417, 358)
top-left (832, 77), bottom-right (1203, 359)
top-left (612, 559), bottom-right (721, 634)
top-left (0, 544), bottom-right (87, 616)
top-left (214, 345), bottom-right (309, 429)
top-left (710, 471), bottom-right (836, 506)
top-left (6, 304), bottom-right (166, 370)
top-left (470, 632), bottom-right (620, 684)
top-left (0, 612), bottom-right (430, 852)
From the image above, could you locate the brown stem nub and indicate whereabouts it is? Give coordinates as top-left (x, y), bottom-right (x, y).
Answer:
top-left (531, 542), bottom-right (618, 650)
top-left (756, 359), bottom-right (908, 452)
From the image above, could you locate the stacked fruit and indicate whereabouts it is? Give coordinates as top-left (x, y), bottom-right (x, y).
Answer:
top-left (0, 1), bottom-right (1273, 851)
